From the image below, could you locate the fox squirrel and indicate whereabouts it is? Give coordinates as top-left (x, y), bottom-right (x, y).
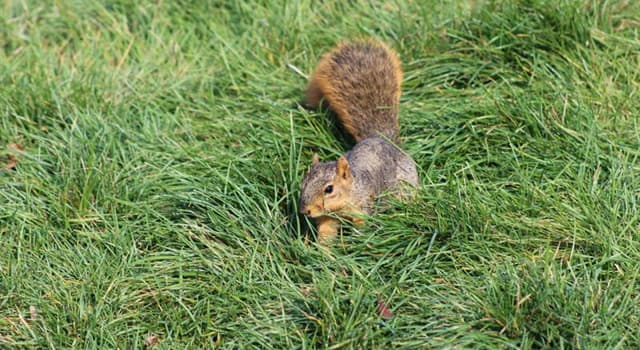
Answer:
top-left (299, 39), bottom-right (419, 244)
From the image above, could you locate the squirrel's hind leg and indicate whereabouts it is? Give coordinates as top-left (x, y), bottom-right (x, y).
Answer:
top-left (392, 180), bottom-right (420, 203)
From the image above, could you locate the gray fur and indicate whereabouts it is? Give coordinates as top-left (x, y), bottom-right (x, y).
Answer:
top-left (299, 137), bottom-right (418, 213)
top-left (299, 161), bottom-right (337, 209)
top-left (346, 137), bottom-right (418, 212)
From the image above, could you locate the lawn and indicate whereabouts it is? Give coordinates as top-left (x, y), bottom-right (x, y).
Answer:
top-left (1, 0), bottom-right (639, 348)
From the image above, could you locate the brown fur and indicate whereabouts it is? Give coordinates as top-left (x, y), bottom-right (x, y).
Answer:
top-left (300, 39), bottom-right (417, 244)
top-left (305, 39), bottom-right (403, 143)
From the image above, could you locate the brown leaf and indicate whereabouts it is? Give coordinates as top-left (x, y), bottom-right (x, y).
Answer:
top-left (8, 143), bottom-right (23, 152)
top-left (145, 333), bottom-right (160, 349)
top-left (376, 296), bottom-right (394, 320)
top-left (4, 158), bottom-right (17, 170)
top-left (3, 143), bottom-right (23, 170)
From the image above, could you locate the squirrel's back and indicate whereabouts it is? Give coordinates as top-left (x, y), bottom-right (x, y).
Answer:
top-left (305, 39), bottom-right (403, 143)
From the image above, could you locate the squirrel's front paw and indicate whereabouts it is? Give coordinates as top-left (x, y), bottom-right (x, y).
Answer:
top-left (316, 217), bottom-right (339, 244)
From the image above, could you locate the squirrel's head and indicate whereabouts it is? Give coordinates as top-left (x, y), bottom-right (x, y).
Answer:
top-left (299, 153), bottom-right (353, 218)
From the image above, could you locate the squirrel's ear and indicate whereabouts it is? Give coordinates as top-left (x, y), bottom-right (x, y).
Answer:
top-left (336, 156), bottom-right (351, 180)
top-left (312, 153), bottom-right (320, 166)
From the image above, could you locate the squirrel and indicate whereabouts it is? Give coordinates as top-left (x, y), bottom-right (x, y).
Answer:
top-left (299, 39), bottom-right (419, 244)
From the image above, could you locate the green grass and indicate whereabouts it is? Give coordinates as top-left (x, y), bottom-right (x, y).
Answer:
top-left (1, 0), bottom-right (639, 348)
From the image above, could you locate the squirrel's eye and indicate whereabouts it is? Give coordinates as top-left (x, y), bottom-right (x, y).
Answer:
top-left (324, 185), bottom-right (334, 194)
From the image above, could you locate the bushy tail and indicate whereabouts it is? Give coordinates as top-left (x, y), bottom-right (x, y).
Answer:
top-left (305, 39), bottom-right (403, 143)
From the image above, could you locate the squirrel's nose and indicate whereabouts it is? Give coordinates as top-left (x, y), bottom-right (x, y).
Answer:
top-left (300, 206), bottom-right (311, 216)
